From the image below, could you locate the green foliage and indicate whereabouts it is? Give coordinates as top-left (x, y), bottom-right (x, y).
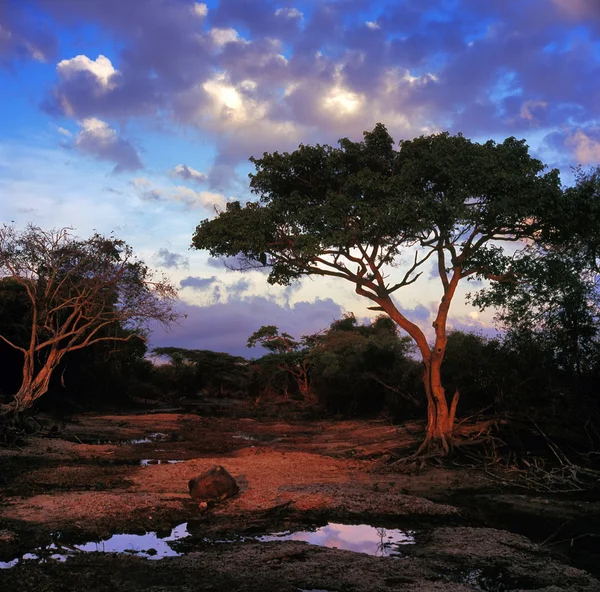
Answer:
top-left (152, 347), bottom-right (249, 399)
top-left (193, 124), bottom-right (561, 292)
top-left (247, 325), bottom-right (301, 353)
top-left (246, 325), bottom-right (315, 401)
top-left (193, 124), bottom-right (594, 449)
top-left (310, 315), bottom-right (421, 417)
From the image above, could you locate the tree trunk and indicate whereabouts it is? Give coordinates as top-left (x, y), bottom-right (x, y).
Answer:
top-left (417, 353), bottom-right (457, 455)
top-left (1, 349), bottom-right (60, 418)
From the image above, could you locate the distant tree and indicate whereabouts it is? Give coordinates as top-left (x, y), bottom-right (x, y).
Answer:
top-left (191, 124), bottom-right (585, 454)
top-left (247, 325), bottom-right (318, 402)
top-left (152, 347), bottom-right (249, 398)
top-left (0, 225), bottom-right (179, 418)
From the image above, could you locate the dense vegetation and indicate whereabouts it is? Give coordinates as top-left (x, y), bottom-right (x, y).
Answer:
top-left (192, 124), bottom-right (599, 453)
top-left (0, 129), bottom-right (598, 463)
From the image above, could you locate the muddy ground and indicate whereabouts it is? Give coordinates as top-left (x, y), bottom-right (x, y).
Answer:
top-left (0, 413), bottom-right (599, 591)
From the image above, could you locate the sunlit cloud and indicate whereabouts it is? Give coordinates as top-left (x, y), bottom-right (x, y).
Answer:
top-left (74, 118), bottom-right (143, 173)
top-left (565, 128), bottom-right (600, 164)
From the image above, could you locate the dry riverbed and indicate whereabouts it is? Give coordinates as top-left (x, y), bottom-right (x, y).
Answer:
top-left (0, 413), bottom-right (599, 591)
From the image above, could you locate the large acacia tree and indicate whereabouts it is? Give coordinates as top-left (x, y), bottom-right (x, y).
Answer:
top-left (192, 124), bottom-right (569, 453)
top-left (0, 225), bottom-right (179, 418)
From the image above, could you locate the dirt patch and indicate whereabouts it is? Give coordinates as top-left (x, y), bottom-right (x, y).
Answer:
top-left (0, 413), bottom-right (598, 591)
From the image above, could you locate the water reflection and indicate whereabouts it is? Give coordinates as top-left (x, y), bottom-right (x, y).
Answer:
top-left (258, 523), bottom-right (415, 556)
top-left (0, 521), bottom-right (415, 569)
top-left (0, 523), bottom-right (190, 568)
top-left (139, 459), bottom-right (184, 466)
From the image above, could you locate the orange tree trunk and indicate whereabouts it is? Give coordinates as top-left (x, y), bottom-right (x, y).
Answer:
top-left (1, 349), bottom-right (60, 419)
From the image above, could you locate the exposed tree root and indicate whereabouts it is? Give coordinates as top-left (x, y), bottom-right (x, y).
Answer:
top-left (390, 416), bottom-right (499, 464)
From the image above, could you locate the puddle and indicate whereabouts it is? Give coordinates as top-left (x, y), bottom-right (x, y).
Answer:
top-left (0, 522), bottom-right (415, 569)
top-left (0, 523), bottom-right (190, 569)
top-left (257, 523), bottom-right (415, 557)
top-left (140, 459), bottom-right (184, 466)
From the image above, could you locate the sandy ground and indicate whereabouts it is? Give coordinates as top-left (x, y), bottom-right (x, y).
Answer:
top-left (0, 413), bottom-right (599, 591)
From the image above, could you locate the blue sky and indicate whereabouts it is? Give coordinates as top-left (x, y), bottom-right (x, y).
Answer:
top-left (1, 0), bottom-right (599, 356)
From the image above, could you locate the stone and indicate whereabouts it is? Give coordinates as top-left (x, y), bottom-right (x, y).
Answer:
top-left (188, 465), bottom-right (239, 507)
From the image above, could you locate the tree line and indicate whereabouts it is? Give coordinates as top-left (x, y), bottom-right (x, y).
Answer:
top-left (0, 124), bottom-right (598, 456)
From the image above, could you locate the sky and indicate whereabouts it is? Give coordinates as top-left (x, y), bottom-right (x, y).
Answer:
top-left (1, 0), bottom-right (599, 357)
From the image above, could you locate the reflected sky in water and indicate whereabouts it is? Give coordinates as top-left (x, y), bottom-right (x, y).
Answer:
top-left (258, 523), bottom-right (415, 556)
top-left (0, 523), bottom-right (190, 568)
top-left (0, 521), bottom-right (415, 569)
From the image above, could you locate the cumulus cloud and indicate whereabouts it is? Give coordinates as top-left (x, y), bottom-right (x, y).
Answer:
top-left (565, 128), bottom-right (600, 164)
top-left (131, 177), bottom-right (227, 210)
top-left (180, 275), bottom-right (218, 290)
top-left (170, 164), bottom-right (206, 184)
top-left (155, 248), bottom-right (189, 269)
top-left (7, 0), bottom-right (600, 177)
top-left (192, 2), bottom-right (208, 18)
top-left (227, 278), bottom-right (251, 298)
top-left (275, 8), bottom-right (303, 20)
top-left (57, 54), bottom-right (117, 89)
top-left (74, 117), bottom-right (143, 173)
top-left (209, 27), bottom-right (245, 48)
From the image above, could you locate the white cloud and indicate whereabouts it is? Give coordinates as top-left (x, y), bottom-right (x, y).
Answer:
top-left (55, 126), bottom-right (72, 137)
top-left (209, 28), bottom-right (244, 47)
top-left (366, 21), bottom-right (380, 30)
top-left (132, 178), bottom-right (228, 210)
top-left (57, 54), bottom-right (117, 90)
top-left (192, 2), bottom-right (208, 17)
top-left (76, 118), bottom-right (116, 143)
top-left (74, 118), bottom-right (143, 172)
top-left (323, 85), bottom-right (364, 117)
top-left (202, 73), bottom-right (267, 126)
top-left (172, 185), bottom-right (228, 209)
top-left (170, 164), bottom-right (206, 184)
top-left (275, 7), bottom-right (303, 19)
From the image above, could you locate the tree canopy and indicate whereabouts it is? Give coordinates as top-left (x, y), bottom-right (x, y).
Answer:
top-left (192, 124), bottom-right (596, 453)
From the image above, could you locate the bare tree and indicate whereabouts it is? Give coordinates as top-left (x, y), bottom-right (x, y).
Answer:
top-left (0, 225), bottom-right (180, 417)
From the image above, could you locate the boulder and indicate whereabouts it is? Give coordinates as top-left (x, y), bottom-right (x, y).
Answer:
top-left (188, 465), bottom-right (239, 509)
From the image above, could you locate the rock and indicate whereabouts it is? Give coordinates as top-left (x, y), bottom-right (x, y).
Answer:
top-left (0, 529), bottom-right (17, 544)
top-left (188, 465), bottom-right (239, 508)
